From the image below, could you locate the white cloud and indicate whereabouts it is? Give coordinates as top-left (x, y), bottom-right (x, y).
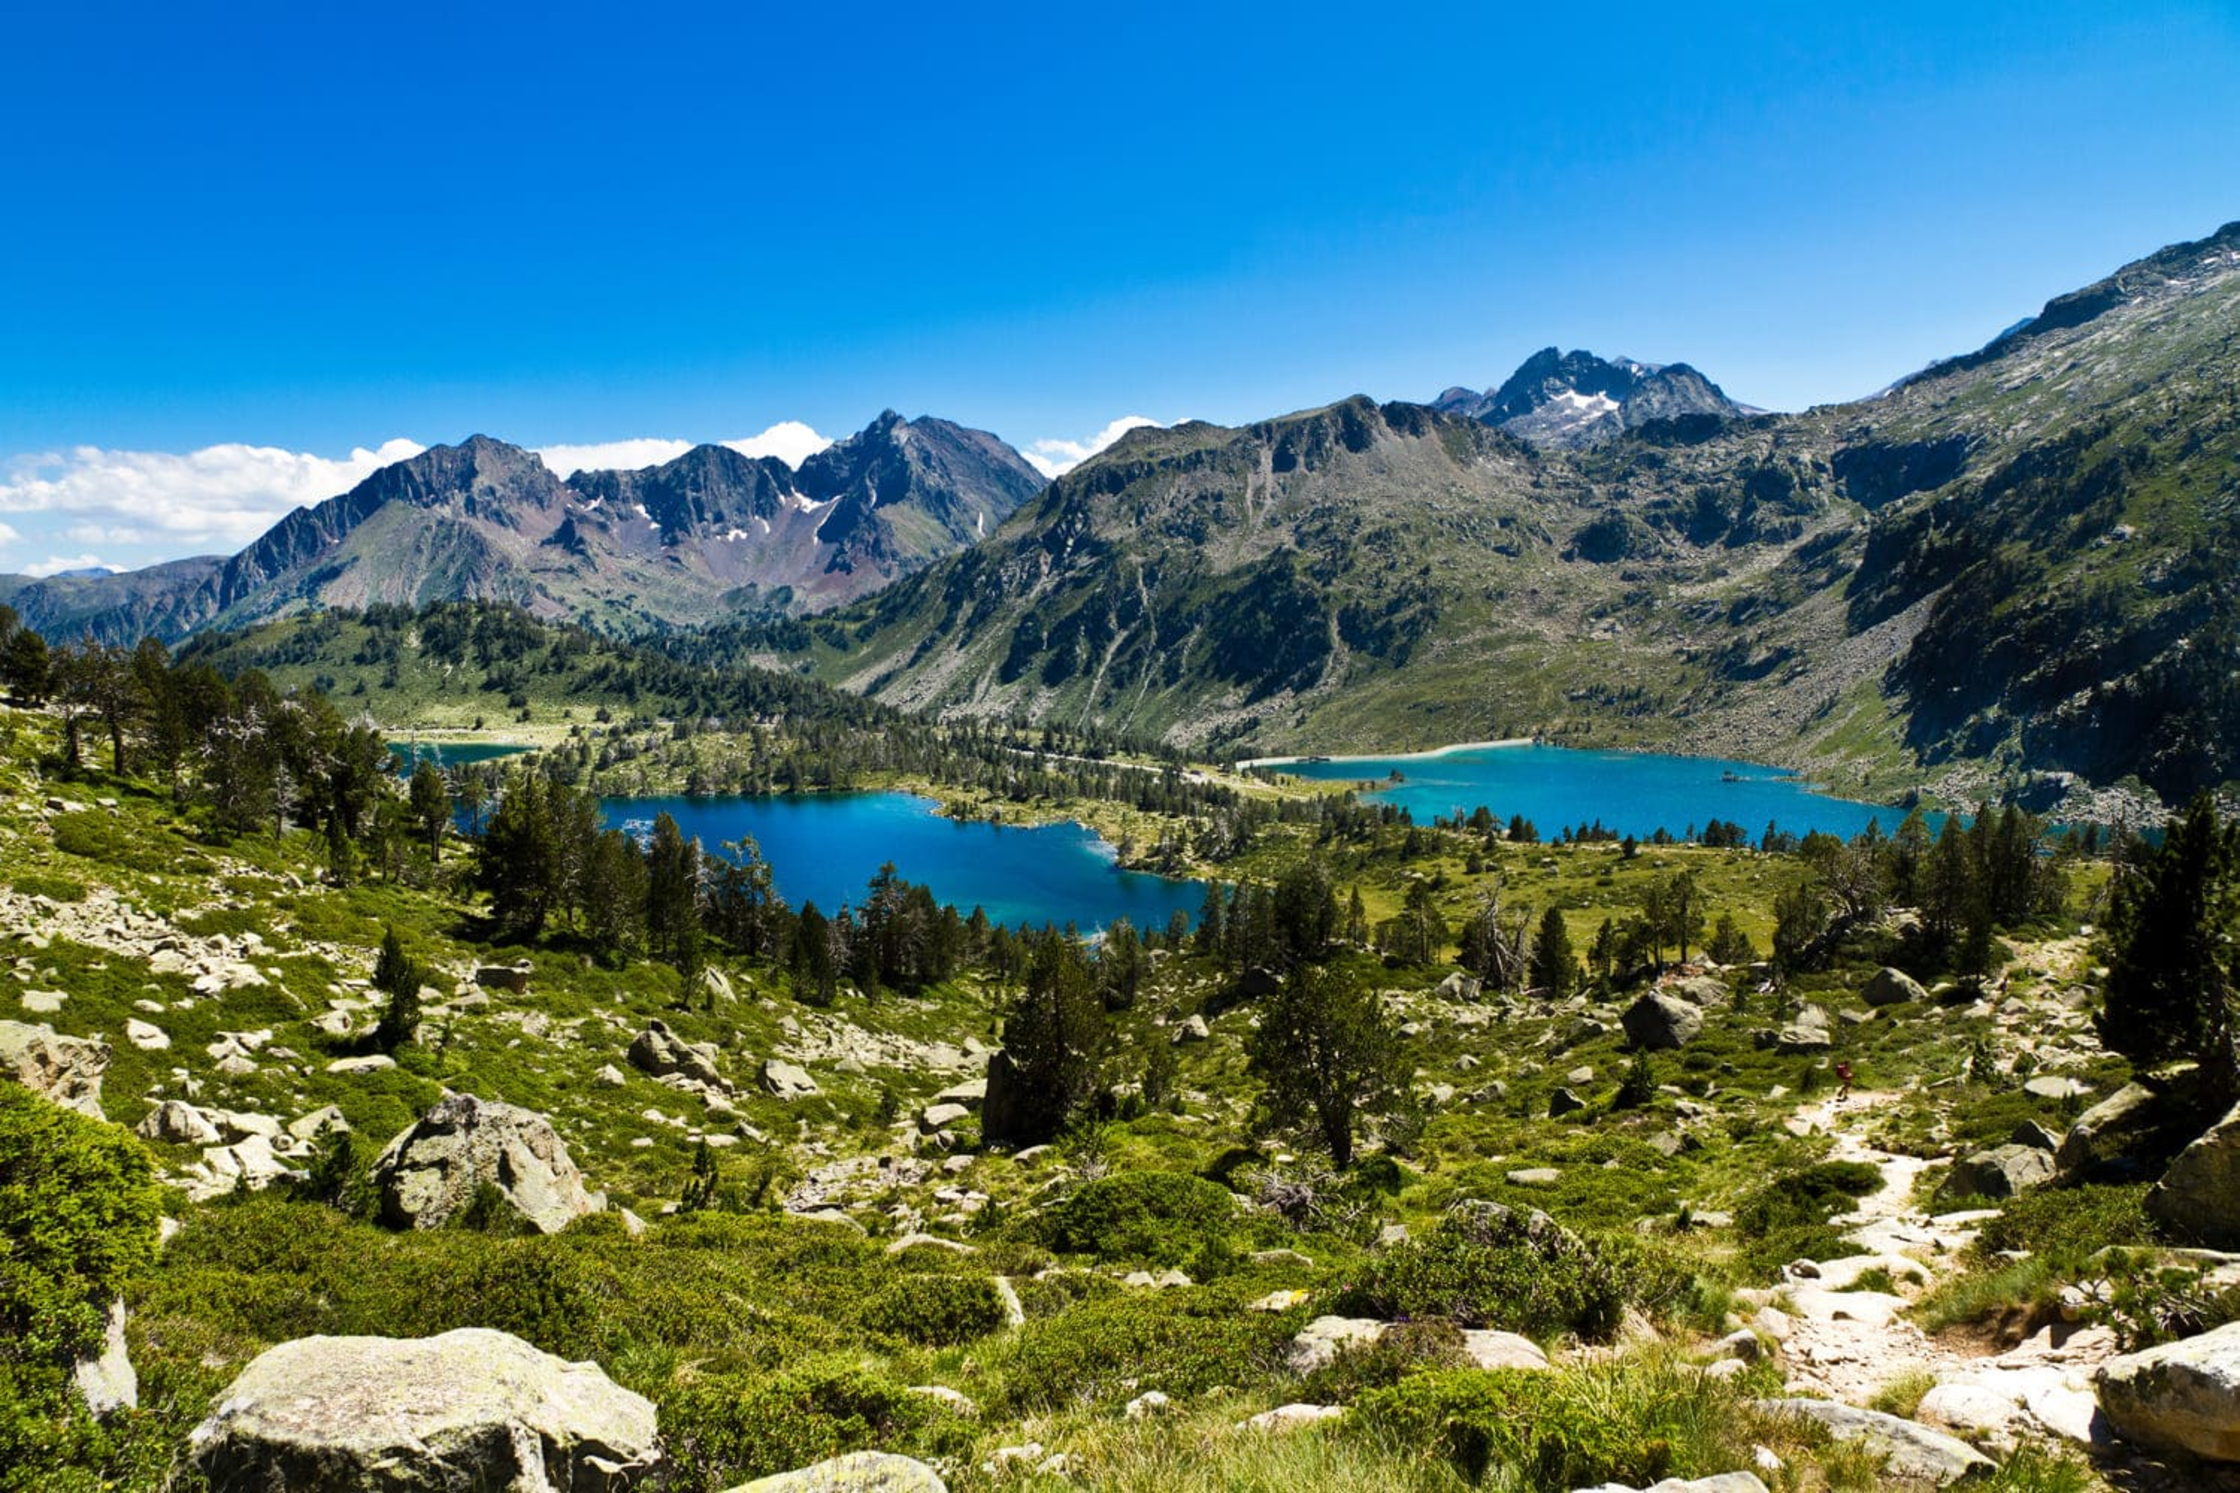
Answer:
top-left (534, 437), bottom-right (695, 477)
top-left (1024, 416), bottom-right (1164, 479)
top-left (536, 422), bottom-right (834, 479)
top-left (724, 420), bottom-right (832, 469)
top-left (0, 422), bottom-right (840, 575)
top-left (20, 553), bottom-right (118, 578)
top-left (0, 439), bottom-right (427, 555)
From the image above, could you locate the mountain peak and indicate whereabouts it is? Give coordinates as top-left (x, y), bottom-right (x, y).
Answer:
top-left (1435, 348), bottom-right (1742, 447)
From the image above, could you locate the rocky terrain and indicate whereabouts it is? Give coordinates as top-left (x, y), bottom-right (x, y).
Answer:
top-left (9, 689), bottom-right (2240, 1492)
top-left (0, 410), bottom-right (1045, 644)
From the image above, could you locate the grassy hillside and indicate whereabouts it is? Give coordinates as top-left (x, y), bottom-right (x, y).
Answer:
top-left (0, 684), bottom-right (2187, 1491)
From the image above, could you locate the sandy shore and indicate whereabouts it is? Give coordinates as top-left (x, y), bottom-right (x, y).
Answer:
top-left (1237, 738), bottom-right (1536, 770)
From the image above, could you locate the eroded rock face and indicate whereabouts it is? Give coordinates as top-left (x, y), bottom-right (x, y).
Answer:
top-left (372, 1093), bottom-right (599, 1234)
top-left (1623, 992), bottom-right (1704, 1050)
top-left (2146, 1101), bottom-right (2240, 1248)
top-left (627, 1019), bottom-right (730, 1092)
top-left (190, 1328), bottom-right (658, 1491)
top-left (1861, 967), bottom-right (1925, 1006)
top-left (0, 1019), bottom-right (109, 1118)
top-left (724, 1451), bottom-right (948, 1491)
top-left (1752, 1399), bottom-right (1992, 1484)
top-left (1945, 1143), bottom-right (2056, 1200)
top-left (2096, 1319), bottom-right (2240, 1461)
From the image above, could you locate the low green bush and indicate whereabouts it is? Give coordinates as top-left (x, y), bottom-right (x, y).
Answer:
top-left (1351, 1357), bottom-right (1760, 1491)
top-left (1046, 1170), bottom-right (1238, 1266)
top-left (993, 1291), bottom-right (1292, 1412)
top-left (1972, 1183), bottom-right (2151, 1267)
top-left (1333, 1206), bottom-right (1689, 1342)
top-left (1733, 1160), bottom-right (1883, 1276)
top-left (661, 1360), bottom-right (939, 1492)
top-left (1298, 1319), bottom-right (1470, 1404)
top-left (0, 1085), bottom-right (164, 1492)
top-left (859, 1274), bottom-right (1007, 1346)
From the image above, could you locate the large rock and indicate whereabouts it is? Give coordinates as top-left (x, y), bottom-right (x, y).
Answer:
top-left (137, 1099), bottom-right (223, 1146)
top-left (0, 1019), bottom-right (109, 1118)
top-left (1862, 967), bottom-right (1928, 1007)
top-left (2146, 1101), bottom-right (2240, 1248)
top-left (73, 1297), bottom-right (136, 1414)
top-left (761, 1059), bottom-right (820, 1100)
top-left (1575, 1477), bottom-right (1768, 1493)
top-left (372, 1094), bottom-right (599, 1234)
top-left (725, 1451), bottom-right (948, 1491)
top-left (1623, 992), bottom-right (1704, 1050)
top-left (1753, 1399), bottom-right (1992, 1484)
top-left (190, 1327), bottom-right (658, 1491)
top-left (627, 1019), bottom-right (730, 1092)
top-left (2095, 1318), bottom-right (2240, 1461)
top-left (1944, 1143), bottom-right (2056, 1200)
top-left (2057, 1081), bottom-right (2180, 1181)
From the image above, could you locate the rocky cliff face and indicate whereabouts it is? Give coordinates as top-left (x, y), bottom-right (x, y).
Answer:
top-left (1435, 348), bottom-right (1748, 446)
top-left (1, 414), bottom-right (1046, 642)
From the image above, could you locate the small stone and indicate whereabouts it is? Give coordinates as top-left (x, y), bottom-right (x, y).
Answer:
top-left (1242, 1403), bottom-right (1343, 1432)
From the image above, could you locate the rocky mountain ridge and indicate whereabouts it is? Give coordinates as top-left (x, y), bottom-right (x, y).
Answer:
top-left (0, 412), bottom-right (1045, 644)
top-left (773, 219), bottom-right (2240, 816)
top-left (1433, 346), bottom-right (1751, 446)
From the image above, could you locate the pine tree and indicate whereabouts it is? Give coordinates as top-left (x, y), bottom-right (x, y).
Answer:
top-left (1247, 963), bottom-right (1405, 1170)
top-left (372, 928), bottom-right (421, 1050)
top-left (679, 1138), bottom-right (720, 1213)
top-left (988, 932), bottom-right (1108, 1145)
top-left (2101, 793), bottom-right (2240, 1100)
top-left (1529, 906), bottom-right (1576, 997)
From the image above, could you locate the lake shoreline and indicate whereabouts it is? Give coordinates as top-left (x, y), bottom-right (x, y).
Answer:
top-left (1236, 737), bottom-right (1537, 770)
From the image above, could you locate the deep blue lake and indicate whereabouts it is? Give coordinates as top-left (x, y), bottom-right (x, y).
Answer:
top-left (1268, 742), bottom-right (1916, 842)
top-left (603, 792), bottom-right (1210, 934)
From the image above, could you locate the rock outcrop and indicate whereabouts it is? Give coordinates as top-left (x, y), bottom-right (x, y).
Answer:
top-left (2095, 1319), bottom-right (2240, 1461)
top-left (0, 1019), bottom-right (109, 1117)
top-left (2145, 1101), bottom-right (2240, 1247)
top-left (371, 1093), bottom-right (599, 1234)
top-left (724, 1451), bottom-right (948, 1491)
top-left (189, 1327), bottom-right (659, 1491)
top-left (1862, 967), bottom-right (1928, 1007)
top-left (627, 1019), bottom-right (730, 1092)
top-left (1753, 1399), bottom-right (1993, 1484)
top-left (1944, 1143), bottom-right (2055, 1200)
top-left (1622, 992), bottom-right (1704, 1050)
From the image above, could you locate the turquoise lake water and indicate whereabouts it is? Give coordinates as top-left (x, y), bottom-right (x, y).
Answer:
top-left (604, 792), bottom-right (1211, 933)
top-left (388, 741), bottom-right (531, 772)
top-left (1269, 742), bottom-right (1913, 842)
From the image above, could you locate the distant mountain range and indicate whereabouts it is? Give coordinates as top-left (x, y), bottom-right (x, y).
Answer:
top-left (762, 220), bottom-right (2240, 814)
top-left (1432, 349), bottom-right (1752, 446)
top-left (8, 220), bottom-right (2240, 816)
top-left (0, 411), bottom-right (1044, 643)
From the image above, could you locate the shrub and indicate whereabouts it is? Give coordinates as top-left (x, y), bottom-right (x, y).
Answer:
top-left (1046, 1170), bottom-right (1238, 1266)
top-left (1334, 1206), bottom-right (1689, 1342)
top-left (662, 1360), bottom-right (936, 1491)
top-left (1733, 1160), bottom-right (1883, 1277)
top-left (1351, 1357), bottom-right (1763, 1490)
top-left (0, 1085), bottom-right (163, 1489)
top-left (1972, 1184), bottom-right (2151, 1268)
top-left (1299, 1319), bottom-right (1470, 1404)
top-left (993, 1292), bottom-right (1292, 1412)
top-left (859, 1274), bottom-right (1007, 1346)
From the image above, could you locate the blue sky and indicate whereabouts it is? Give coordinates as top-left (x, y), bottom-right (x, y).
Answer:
top-left (2, 1), bottom-right (2236, 574)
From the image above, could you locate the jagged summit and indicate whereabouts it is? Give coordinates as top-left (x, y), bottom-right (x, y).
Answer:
top-left (1434, 347), bottom-right (1747, 446)
top-left (0, 413), bottom-right (1046, 642)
